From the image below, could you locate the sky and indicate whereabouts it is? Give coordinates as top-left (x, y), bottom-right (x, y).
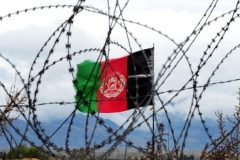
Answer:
top-left (1, 0), bottom-right (240, 132)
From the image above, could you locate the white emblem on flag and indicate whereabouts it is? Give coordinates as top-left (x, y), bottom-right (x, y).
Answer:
top-left (100, 72), bottom-right (126, 98)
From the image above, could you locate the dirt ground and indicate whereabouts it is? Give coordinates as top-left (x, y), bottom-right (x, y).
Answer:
top-left (94, 149), bottom-right (202, 159)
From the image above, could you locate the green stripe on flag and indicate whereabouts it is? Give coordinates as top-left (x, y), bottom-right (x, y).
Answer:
top-left (74, 60), bottom-right (101, 113)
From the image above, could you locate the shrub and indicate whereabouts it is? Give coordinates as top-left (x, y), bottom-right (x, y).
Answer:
top-left (6, 144), bottom-right (49, 160)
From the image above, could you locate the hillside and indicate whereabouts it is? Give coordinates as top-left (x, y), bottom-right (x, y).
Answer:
top-left (0, 113), bottom-right (229, 151)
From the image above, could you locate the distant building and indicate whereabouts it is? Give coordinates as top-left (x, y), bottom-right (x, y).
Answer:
top-left (0, 150), bottom-right (6, 159)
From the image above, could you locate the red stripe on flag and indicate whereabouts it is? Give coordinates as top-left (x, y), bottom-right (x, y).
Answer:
top-left (97, 56), bottom-right (128, 113)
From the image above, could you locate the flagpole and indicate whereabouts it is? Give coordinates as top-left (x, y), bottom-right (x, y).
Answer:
top-left (151, 43), bottom-right (155, 159)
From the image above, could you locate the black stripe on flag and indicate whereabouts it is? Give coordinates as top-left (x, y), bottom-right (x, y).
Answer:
top-left (127, 48), bottom-right (153, 109)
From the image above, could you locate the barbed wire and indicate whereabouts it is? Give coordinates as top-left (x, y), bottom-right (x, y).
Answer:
top-left (0, 0), bottom-right (240, 159)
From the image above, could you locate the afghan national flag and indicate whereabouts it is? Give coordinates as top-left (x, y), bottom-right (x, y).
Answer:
top-left (74, 48), bottom-right (153, 113)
